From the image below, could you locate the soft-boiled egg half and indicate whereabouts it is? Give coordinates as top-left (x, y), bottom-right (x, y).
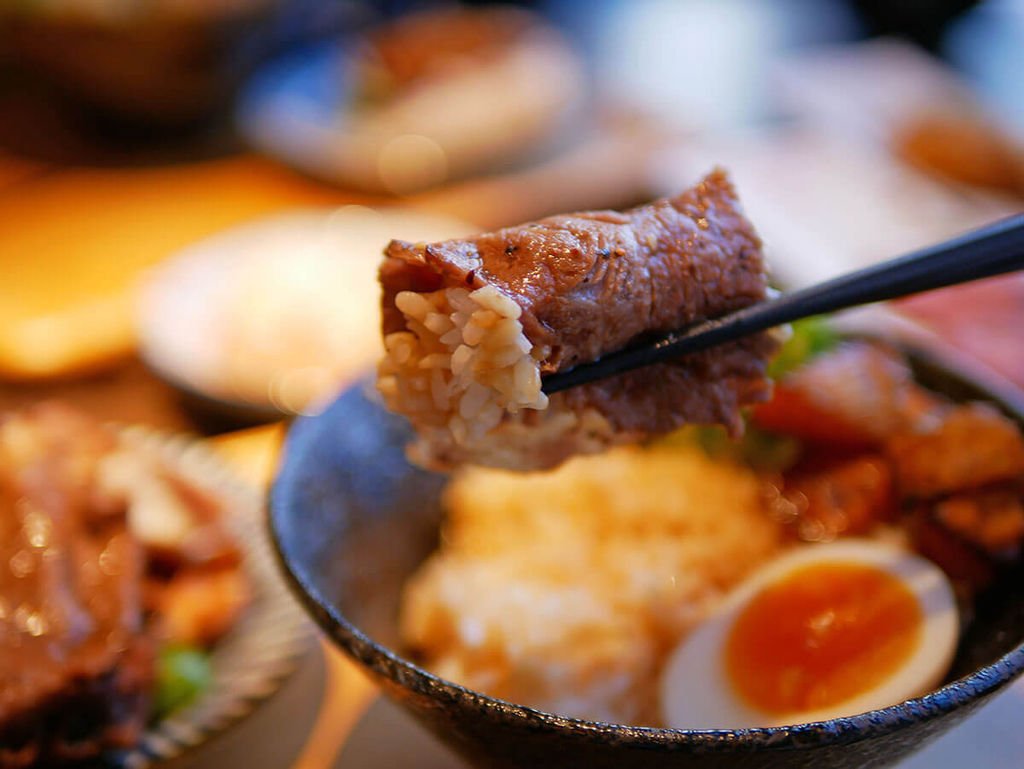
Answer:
top-left (660, 539), bottom-right (958, 729)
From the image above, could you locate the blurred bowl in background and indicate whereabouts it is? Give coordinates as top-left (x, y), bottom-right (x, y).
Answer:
top-left (0, 0), bottom-right (278, 128)
top-left (136, 205), bottom-right (472, 426)
top-left (237, 5), bottom-right (587, 193)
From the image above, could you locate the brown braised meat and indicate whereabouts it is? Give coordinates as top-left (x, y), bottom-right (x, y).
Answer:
top-left (891, 404), bottom-right (1024, 591)
top-left (0, 403), bottom-right (152, 768)
top-left (378, 170), bottom-right (778, 470)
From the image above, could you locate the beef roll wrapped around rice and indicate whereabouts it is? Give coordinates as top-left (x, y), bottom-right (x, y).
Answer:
top-left (377, 169), bottom-right (779, 471)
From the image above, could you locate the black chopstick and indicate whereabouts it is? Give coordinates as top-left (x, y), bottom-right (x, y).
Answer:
top-left (542, 213), bottom-right (1024, 395)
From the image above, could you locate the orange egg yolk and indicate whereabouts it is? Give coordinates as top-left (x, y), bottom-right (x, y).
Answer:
top-left (725, 562), bottom-right (922, 715)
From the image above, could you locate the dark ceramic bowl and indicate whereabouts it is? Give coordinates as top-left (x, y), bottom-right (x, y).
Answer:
top-left (270, 352), bottom-right (1024, 769)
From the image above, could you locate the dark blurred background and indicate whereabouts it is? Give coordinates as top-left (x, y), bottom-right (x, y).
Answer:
top-left (0, 0), bottom-right (1020, 158)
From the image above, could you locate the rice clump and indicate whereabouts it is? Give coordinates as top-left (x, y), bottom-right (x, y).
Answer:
top-left (399, 444), bottom-right (784, 725)
top-left (378, 284), bottom-right (626, 469)
top-left (379, 284), bottom-right (545, 428)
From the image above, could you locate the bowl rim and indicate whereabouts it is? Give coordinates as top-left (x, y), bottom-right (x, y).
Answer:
top-left (269, 343), bottom-right (1024, 752)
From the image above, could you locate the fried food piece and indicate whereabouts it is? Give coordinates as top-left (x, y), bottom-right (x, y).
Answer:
top-left (100, 438), bottom-right (249, 647)
top-left (908, 509), bottom-right (997, 593)
top-left (150, 569), bottom-right (250, 648)
top-left (100, 452), bottom-right (242, 575)
top-left (378, 170), bottom-right (777, 470)
top-left (887, 403), bottom-right (1024, 499)
top-left (768, 455), bottom-right (895, 543)
top-left (753, 342), bottom-right (942, 449)
top-left (933, 485), bottom-right (1024, 560)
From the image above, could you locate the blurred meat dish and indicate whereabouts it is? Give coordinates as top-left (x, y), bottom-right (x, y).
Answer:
top-left (322, 4), bottom-right (585, 192)
top-left (887, 403), bottom-right (1024, 499)
top-left (352, 5), bottom-right (536, 101)
top-left (0, 402), bottom-right (249, 765)
top-left (893, 111), bottom-right (1024, 197)
top-left (0, 403), bottom-right (152, 768)
top-left (0, 0), bottom-right (277, 127)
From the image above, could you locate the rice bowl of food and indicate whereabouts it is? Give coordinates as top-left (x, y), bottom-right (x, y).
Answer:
top-left (270, 330), bottom-right (1024, 768)
top-left (270, 182), bottom-right (1024, 768)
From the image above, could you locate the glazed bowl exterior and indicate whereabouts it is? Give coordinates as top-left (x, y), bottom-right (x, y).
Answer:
top-left (270, 354), bottom-right (1024, 769)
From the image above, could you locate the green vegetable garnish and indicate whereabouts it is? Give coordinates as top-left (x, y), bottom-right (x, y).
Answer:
top-left (697, 425), bottom-right (802, 473)
top-left (768, 316), bottom-right (839, 380)
top-left (656, 317), bottom-right (835, 468)
top-left (153, 645), bottom-right (212, 719)
top-left (653, 424), bottom-right (801, 473)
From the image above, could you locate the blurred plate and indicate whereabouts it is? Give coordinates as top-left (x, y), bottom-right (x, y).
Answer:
top-left (657, 130), bottom-right (1019, 289)
top-left (115, 425), bottom-right (309, 767)
top-left (772, 38), bottom-right (977, 149)
top-left (136, 206), bottom-right (472, 427)
top-left (235, 37), bottom-right (586, 194)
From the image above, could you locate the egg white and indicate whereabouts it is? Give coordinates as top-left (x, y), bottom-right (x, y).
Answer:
top-left (659, 539), bottom-right (959, 729)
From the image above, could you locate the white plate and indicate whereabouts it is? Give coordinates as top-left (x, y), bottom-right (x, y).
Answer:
top-left (236, 38), bottom-right (586, 194)
top-left (136, 207), bottom-right (473, 419)
top-left (114, 425), bottom-right (310, 767)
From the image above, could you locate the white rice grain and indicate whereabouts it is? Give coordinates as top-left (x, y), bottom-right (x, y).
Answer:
top-left (419, 353), bottom-right (451, 370)
top-left (459, 383), bottom-right (490, 420)
top-left (462, 322), bottom-right (487, 347)
top-left (425, 313), bottom-right (454, 336)
top-left (449, 415), bottom-right (469, 444)
top-left (395, 290), bottom-right (432, 321)
top-left (451, 345), bottom-right (473, 376)
top-left (440, 328), bottom-right (463, 346)
top-left (490, 346), bottom-right (527, 368)
top-left (471, 285), bottom-right (521, 319)
top-left (431, 367), bottom-right (449, 410)
top-left (513, 357), bottom-right (539, 397)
